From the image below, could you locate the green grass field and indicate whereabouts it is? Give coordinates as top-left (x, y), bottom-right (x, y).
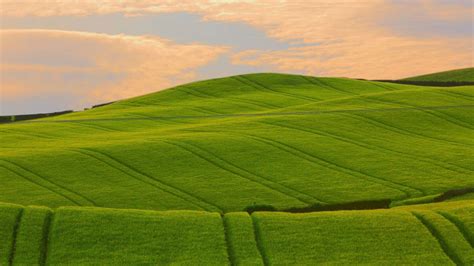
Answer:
top-left (1, 70), bottom-right (473, 264)
top-left (402, 67), bottom-right (474, 82)
top-left (0, 200), bottom-right (472, 265)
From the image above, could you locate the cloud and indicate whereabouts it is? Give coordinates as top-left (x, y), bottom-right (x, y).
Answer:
top-left (0, 29), bottom-right (228, 114)
top-left (0, 0), bottom-right (472, 112)
top-left (231, 38), bottom-right (472, 79)
top-left (3, 0), bottom-right (470, 79)
top-left (207, 1), bottom-right (472, 79)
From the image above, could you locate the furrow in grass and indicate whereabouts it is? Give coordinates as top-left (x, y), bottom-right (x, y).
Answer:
top-left (39, 210), bottom-right (54, 266)
top-left (235, 75), bottom-right (314, 102)
top-left (368, 97), bottom-right (474, 131)
top-left (0, 162), bottom-right (91, 206)
top-left (241, 75), bottom-right (320, 102)
top-left (221, 214), bottom-right (236, 266)
top-left (246, 134), bottom-right (422, 198)
top-left (300, 75), bottom-right (353, 96)
top-left (368, 81), bottom-right (397, 91)
top-left (179, 87), bottom-right (212, 100)
top-left (251, 214), bottom-right (269, 266)
top-left (185, 80), bottom-right (282, 109)
top-left (299, 75), bottom-right (321, 86)
top-left (181, 131), bottom-right (329, 205)
top-left (228, 96), bottom-right (281, 110)
top-left (232, 76), bottom-right (274, 95)
top-left (265, 120), bottom-right (473, 176)
top-left (2, 160), bottom-right (97, 206)
top-left (69, 121), bottom-right (120, 133)
top-left (181, 86), bottom-right (269, 113)
top-left (437, 211), bottom-right (474, 248)
top-left (313, 78), bottom-right (355, 95)
top-left (190, 106), bottom-right (221, 115)
top-left (0, 129), bottom-right (54, 140)
top-left (72, 148), bottom-right (221, 212)
top-left (300, 75), bottom-right (352, 96)
top-left (181, 87), bottom-right (253, 112)
top-left (222, 213), bottom-right (265, 265)
top-left (411, 211), bottom-right (462, 265)
top-left (189, 137), bottom-right (326, 203)
top-left (345, 112), bottom-right (474, 148)
top-left (163, 140), bottom-right (313, 205)
top-left (133, 113), bottom-right (188, 125)
top-left (435, 90), bottom-right (474, 102)
top-left (8, 208), bottom-right (23, 266)
top-left (432, 88), bottom-right (474, 101)
top-left (442, 90), bottom-right (474, 101)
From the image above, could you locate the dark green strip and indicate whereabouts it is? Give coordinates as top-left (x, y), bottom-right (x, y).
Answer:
top-left (412, 212), bottom-right (462, 265)
top-left (251, 215), bottom-right (269, 266)
top-left (222, 215), bottom-right (236, 266)
top-left (437, 211), bottom-right (474, 248)
top-left (39, 211), bottom-right (54, 266)
top-left (8, 208), bottom-right (24, 266)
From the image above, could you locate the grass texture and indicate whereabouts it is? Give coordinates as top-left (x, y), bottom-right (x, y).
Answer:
top-left (403, 67), bottom-right (474, 82)
top-left (0, 71), bottom-right (473, 264)
top-left (0, 201), bottom-right (472, 265)
top-left (1, 73), bottom-right (473, 213)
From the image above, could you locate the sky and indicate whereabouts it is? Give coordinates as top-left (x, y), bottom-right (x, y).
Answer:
top-left (0, 0), bottom-right (473, 115)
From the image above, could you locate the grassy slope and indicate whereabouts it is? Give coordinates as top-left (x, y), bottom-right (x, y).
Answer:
top-left (0, 201), bottom-right (472, 265)
top-left (1, 74), bottom-right (474, 212)
top-left (1, 72), bottom-right (473, 264)
top-left (402, 67), bottom-right (474, 82)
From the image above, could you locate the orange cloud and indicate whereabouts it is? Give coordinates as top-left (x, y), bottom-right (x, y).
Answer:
top-left (1, 1), bottom-right (472, 80)
top-left (231, 37), bottom-right (473, 79)
top-left (0, 29), bottom-right (228, 108)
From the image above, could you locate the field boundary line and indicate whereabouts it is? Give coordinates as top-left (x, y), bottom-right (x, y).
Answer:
top-left (247, 132), bottom-right (421, 198)
top-left (71, 148), bottom-right (220, 212)
top-left (163, 140), bottom-right (312, 205)
top-left (411, 211), bottom-right (462, 265)
top-left (251, 214), bottom-right (269, 266)
top-left (266, 120), bottom-right (473, 176)
top-left (40, 210), bottom-right (54, 266)
top-left (8, 208), bottom-right (23, 266)
top-left (0, 161), bottom-right (94, 206)
top-left (437, 211), bottom-right (474, 248)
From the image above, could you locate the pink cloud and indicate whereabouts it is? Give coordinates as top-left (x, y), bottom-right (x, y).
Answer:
top-left (0, 29), bottom-right (228, 109)
top-left (1, 1), bottom-right (472, 80)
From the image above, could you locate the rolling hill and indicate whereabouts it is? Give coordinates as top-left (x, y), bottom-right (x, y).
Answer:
top-left (1, 72), bottom-right (473, 264)
top-left (402, 67), bottom-right (474, 82)
top-left (0, 200), bottom-right (472, 264)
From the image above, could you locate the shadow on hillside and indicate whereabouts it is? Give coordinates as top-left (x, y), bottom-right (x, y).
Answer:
top-left (244, 187), bottom-right (474, 214)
